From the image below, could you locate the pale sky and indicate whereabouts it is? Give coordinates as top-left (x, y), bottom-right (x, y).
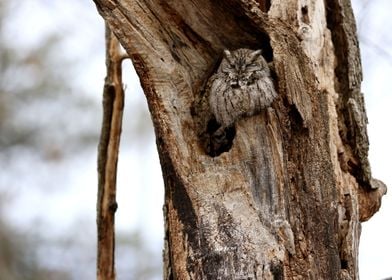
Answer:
top-left (1, 0), bottom-right (391, 279)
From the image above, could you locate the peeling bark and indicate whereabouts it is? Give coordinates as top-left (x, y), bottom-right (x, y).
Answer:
top-left (93, 0), bottom-right (386, 279)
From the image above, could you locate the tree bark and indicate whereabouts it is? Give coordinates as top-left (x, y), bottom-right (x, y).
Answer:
top-left (93, 0), bottom-right (386, 279)
top-left (97, 25), bottom-right (126, 280)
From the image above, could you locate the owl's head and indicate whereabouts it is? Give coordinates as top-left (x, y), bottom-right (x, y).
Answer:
top-left (220, 49), bottom-right (269, 88)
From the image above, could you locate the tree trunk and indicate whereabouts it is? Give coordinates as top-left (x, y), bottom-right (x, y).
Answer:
top-left (93, 0), bottom-right (386, 279)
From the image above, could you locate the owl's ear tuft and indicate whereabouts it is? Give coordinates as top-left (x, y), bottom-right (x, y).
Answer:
top-left (223, 49), bottom-right (231, 58)
top-left (223, 50), bottom-right (234, 64)
top-left (250, 50), bottom-right (262, 61)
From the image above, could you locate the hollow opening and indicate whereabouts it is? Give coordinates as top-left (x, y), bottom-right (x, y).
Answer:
top-left (301, 5), bottom-right (310, 24)
top-left (205, 119), bottom-right (236, 157)
top-left (340, 259), bottom-right (348, 269)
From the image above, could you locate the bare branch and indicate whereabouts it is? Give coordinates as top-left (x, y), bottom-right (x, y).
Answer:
top-left (96, 23), bottom-right (126, 280)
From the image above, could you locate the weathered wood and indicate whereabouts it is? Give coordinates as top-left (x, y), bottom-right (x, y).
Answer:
top-left (93, 0), bottom-right (386, 279)
top-left (96, 25), bottom-right (126, 280)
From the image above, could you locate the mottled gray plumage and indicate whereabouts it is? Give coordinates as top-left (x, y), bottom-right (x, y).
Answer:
top-left (208, 48), bottom-right (277, 128)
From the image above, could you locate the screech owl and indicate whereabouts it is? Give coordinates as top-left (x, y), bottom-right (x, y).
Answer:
top-left (208, 48), bottom-right (277, 128)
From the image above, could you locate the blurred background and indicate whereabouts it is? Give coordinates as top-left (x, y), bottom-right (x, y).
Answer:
top-left (0, 0), bottom-right (390, 279)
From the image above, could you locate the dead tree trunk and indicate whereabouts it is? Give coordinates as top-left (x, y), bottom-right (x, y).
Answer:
top-left (93, 0), bottom-right (386, 279)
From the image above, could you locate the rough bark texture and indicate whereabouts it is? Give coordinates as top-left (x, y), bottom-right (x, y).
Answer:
top-left (97, 25), bottom-right (126, 280)
top-left (93, 0), bottom-right (386, 279)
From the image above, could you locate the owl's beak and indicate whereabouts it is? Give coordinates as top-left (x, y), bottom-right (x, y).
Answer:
top-left (230, 80), bottom-right (246, 88)
top-left (238, 80), bottom-right (247, 87)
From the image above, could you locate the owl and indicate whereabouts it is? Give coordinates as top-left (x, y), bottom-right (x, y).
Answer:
top-left (208, 48), bottom-right (277, 129)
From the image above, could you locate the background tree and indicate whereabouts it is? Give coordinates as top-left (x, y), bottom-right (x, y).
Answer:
top-left (0, 1), bottom-right (160, 279)
top-left (93, 0), bottom-right (386, 279)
